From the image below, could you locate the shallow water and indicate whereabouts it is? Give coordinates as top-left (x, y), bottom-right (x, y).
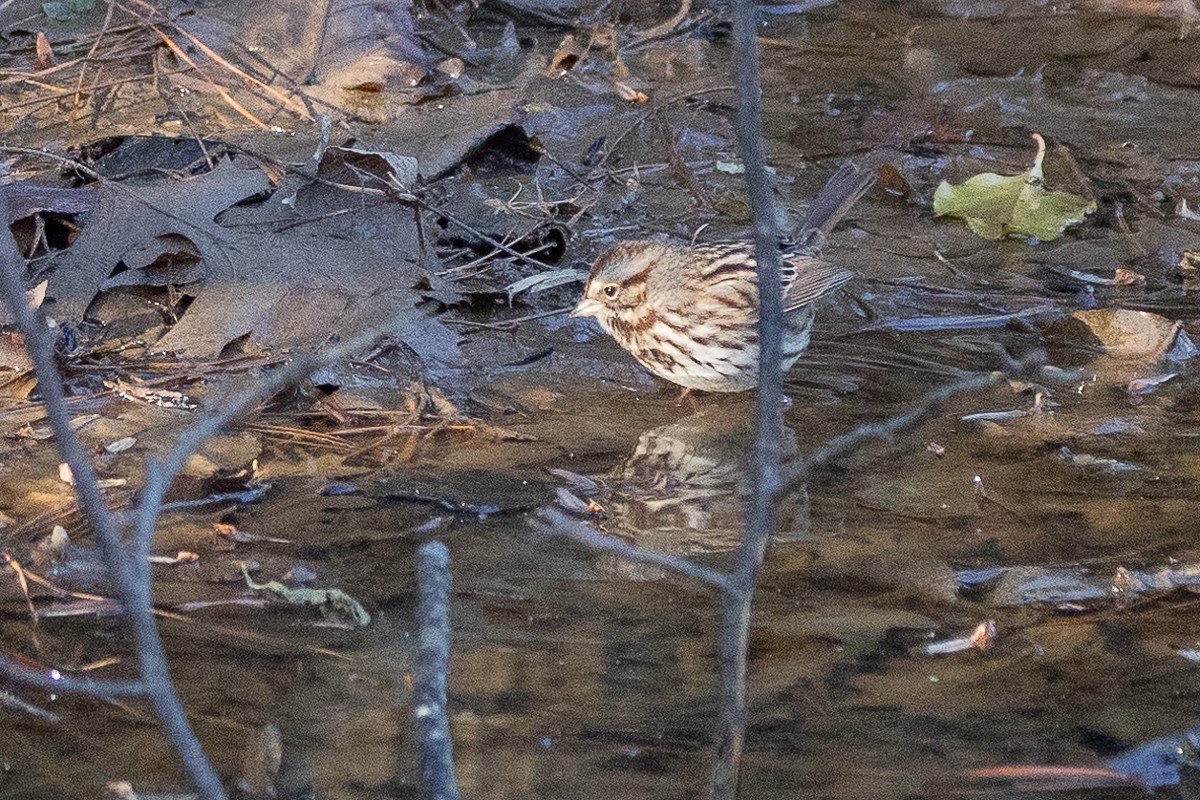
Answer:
top-left (7, 0), bottom-right (1200, 798)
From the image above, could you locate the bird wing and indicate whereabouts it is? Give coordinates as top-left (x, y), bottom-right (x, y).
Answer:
top-left (781, 255), bottom-right (854, 311)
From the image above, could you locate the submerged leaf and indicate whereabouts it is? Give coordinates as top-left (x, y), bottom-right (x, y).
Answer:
top-left (1072, 309), bottom-right (1192, 359)
top-left (240, 564), bottom-right (370, 627)
top-left (933, 133), bottom-right (1095, 241)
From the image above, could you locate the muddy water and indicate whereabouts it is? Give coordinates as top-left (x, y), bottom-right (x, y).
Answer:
top-left (9, 2), bottom-right (1200, 798)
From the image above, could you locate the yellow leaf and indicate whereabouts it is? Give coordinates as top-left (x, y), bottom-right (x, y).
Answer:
top-left (933, 133), bottom-right (1095, 241)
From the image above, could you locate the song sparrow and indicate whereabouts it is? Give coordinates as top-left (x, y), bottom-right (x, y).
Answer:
top-left (571, 164), bottom-right (874, 392)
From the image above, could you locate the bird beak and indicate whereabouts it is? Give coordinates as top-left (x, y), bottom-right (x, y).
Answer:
top-left (570, 298), bottom-right (602, 319)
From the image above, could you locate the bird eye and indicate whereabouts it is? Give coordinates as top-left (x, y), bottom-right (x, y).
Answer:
top-left (602, 285), bottom-right (618, 298)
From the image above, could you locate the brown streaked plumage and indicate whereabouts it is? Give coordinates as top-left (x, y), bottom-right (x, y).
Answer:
top-left (571, 164), bottom-right (874, 393)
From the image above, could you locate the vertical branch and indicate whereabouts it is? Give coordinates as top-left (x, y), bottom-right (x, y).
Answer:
top-left (709, 2), bottom-right (788, 798)
top-left (0, 188), bottom-right (228, 800)
top-left (413, 541), bottom-right (460, 800)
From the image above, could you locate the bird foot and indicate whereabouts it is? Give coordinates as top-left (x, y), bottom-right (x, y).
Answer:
top-left (674, 387), bottom-right (700, 411)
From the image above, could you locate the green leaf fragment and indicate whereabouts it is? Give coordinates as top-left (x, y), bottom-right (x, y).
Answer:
top-left (240, 564), bottom-right (371, 627)
top-left (43, 0), bottom-right (93, 20)
top-left (933, 133), bottom-right (1095, 241)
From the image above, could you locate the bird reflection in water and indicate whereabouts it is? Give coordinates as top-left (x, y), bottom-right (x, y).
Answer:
top-left (594, 399), bottom-right (811, 571)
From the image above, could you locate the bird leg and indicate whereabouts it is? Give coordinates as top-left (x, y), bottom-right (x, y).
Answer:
top-left (674, 387), bottom-right (700, 410)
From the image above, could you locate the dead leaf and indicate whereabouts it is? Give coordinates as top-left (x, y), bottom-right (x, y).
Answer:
top-left (1113, 268), bottom-right (1146, 285)
top-left (0, 332), bottom-right (31, 373)
top-left (47, 156), bottom-right (457, 360)
top-left (1071, 309), bottom-right (1195, 359)
top-left (148, 551), bottom-right (200, 565)
top-left (505, 269), bottom-right (585, 303)
top-left (1127, 373), bottom-right (1179, 394)
top-left (613, 81), bottom-right (650, 103)
top-left (26, 280), bottom-right (47, 310)
top-left (103, 437), bottom-right (137, 455)
top-left (923, 620), bottom-right (996, 654)
top-left (214, 523), bottom-right (291, 544)
top-left (329, 145), bottom-right (418, 190)
top-left (35, 33), bottom-right (55, 71)
top-left (554, 487), bottom-right (594, 515)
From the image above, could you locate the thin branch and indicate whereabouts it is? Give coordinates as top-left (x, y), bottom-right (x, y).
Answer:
top-left (627, 0), bottom-right (693, 45)
top-left (707, 1), bottom-right (788, 797)
top-left (145, 21), bottom-right (269, 129)
top-left (118, 0), bottom-right (312, 121)
top-left (0, 187), bottom-right (228, 800)
top-left (71, 0), bottom-right (117, 108)
top-left (785, 365), bottom-right (1038, 493)
top-left (533, 509), bottom-right (733, 591)
top-left (413, 541), bottom-right (460, 800)
top-left (443, 306), bottom-right (571, 331)
top-left (130, 323), bottom-right (398, 574)
top-left (0, 656), bottom-right (147, 699)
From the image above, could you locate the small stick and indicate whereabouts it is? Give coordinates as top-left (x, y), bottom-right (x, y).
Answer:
top-left (413, 541), bottom-right (461, 800)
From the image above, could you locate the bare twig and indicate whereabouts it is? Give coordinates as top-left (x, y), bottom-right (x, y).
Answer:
top-left (130, 323), bottom-right (399, 572)
top-left (0, 656), bottom-right (147, 699)
top-left (0, 188), bottom-right (228, 800)
top-left (593, 86), bottom-right (735, 171)
top-left (71, 0), bottom-right (117, 108)
top-left (533, 509), bottom-right (733, 590)
top-left (443, 306), bottom-right (571, 331)
top-left (706, 2), bottom-right (788, 797)
top-left (412, 541), bottom-right (460, 800)
top-left (121, 0), bottom-right (312, 121)
top-left (785, 369), bottom-right (1015, 494)
top-left (144, 21), bottom-right (269, 129)
top-left (627, 0), bottom-right (693, 46)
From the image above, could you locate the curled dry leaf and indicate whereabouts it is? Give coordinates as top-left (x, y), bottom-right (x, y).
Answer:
top-left (923, 620), bottom-right (996, 655)
top-left (105, 781), bottom-right (138, 800)
top-left (1056, 267), bottom-right (1145, 285)
top-left (35, 33), bottom-right (55, 71)
top-left (613, 81), bottom-right (649, 103)
top-left (547, 468), bottom-right (600, 493)
top-left (554, 487), bottom-right (593, 515)
top-left (1128, 372), bottom-right (1179, 395)
top-left (505, 269), bottom-right (585, 303)
top-left (1113, 268), bottom-right (1146, 285)
top-left (50, 525), bottom-right (70, 561)
top-left (436, 57), bottom-right (465, 79)
top-left (1058, 446), bottom-right (1141, 472)
top-left (547, 34), bottom-right (588, 75)
top-left (26, 280), bottom-right (47, 310)
top-left (147, 551), bottom-right (200, 566)
top-left (103, 436), bottom-right (137, 455)
top-left (213, 522), bottom-right (291, 544)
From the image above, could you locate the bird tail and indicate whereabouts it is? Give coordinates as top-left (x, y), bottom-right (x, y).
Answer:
top-left (790, 164), bottom-right (875, 251)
